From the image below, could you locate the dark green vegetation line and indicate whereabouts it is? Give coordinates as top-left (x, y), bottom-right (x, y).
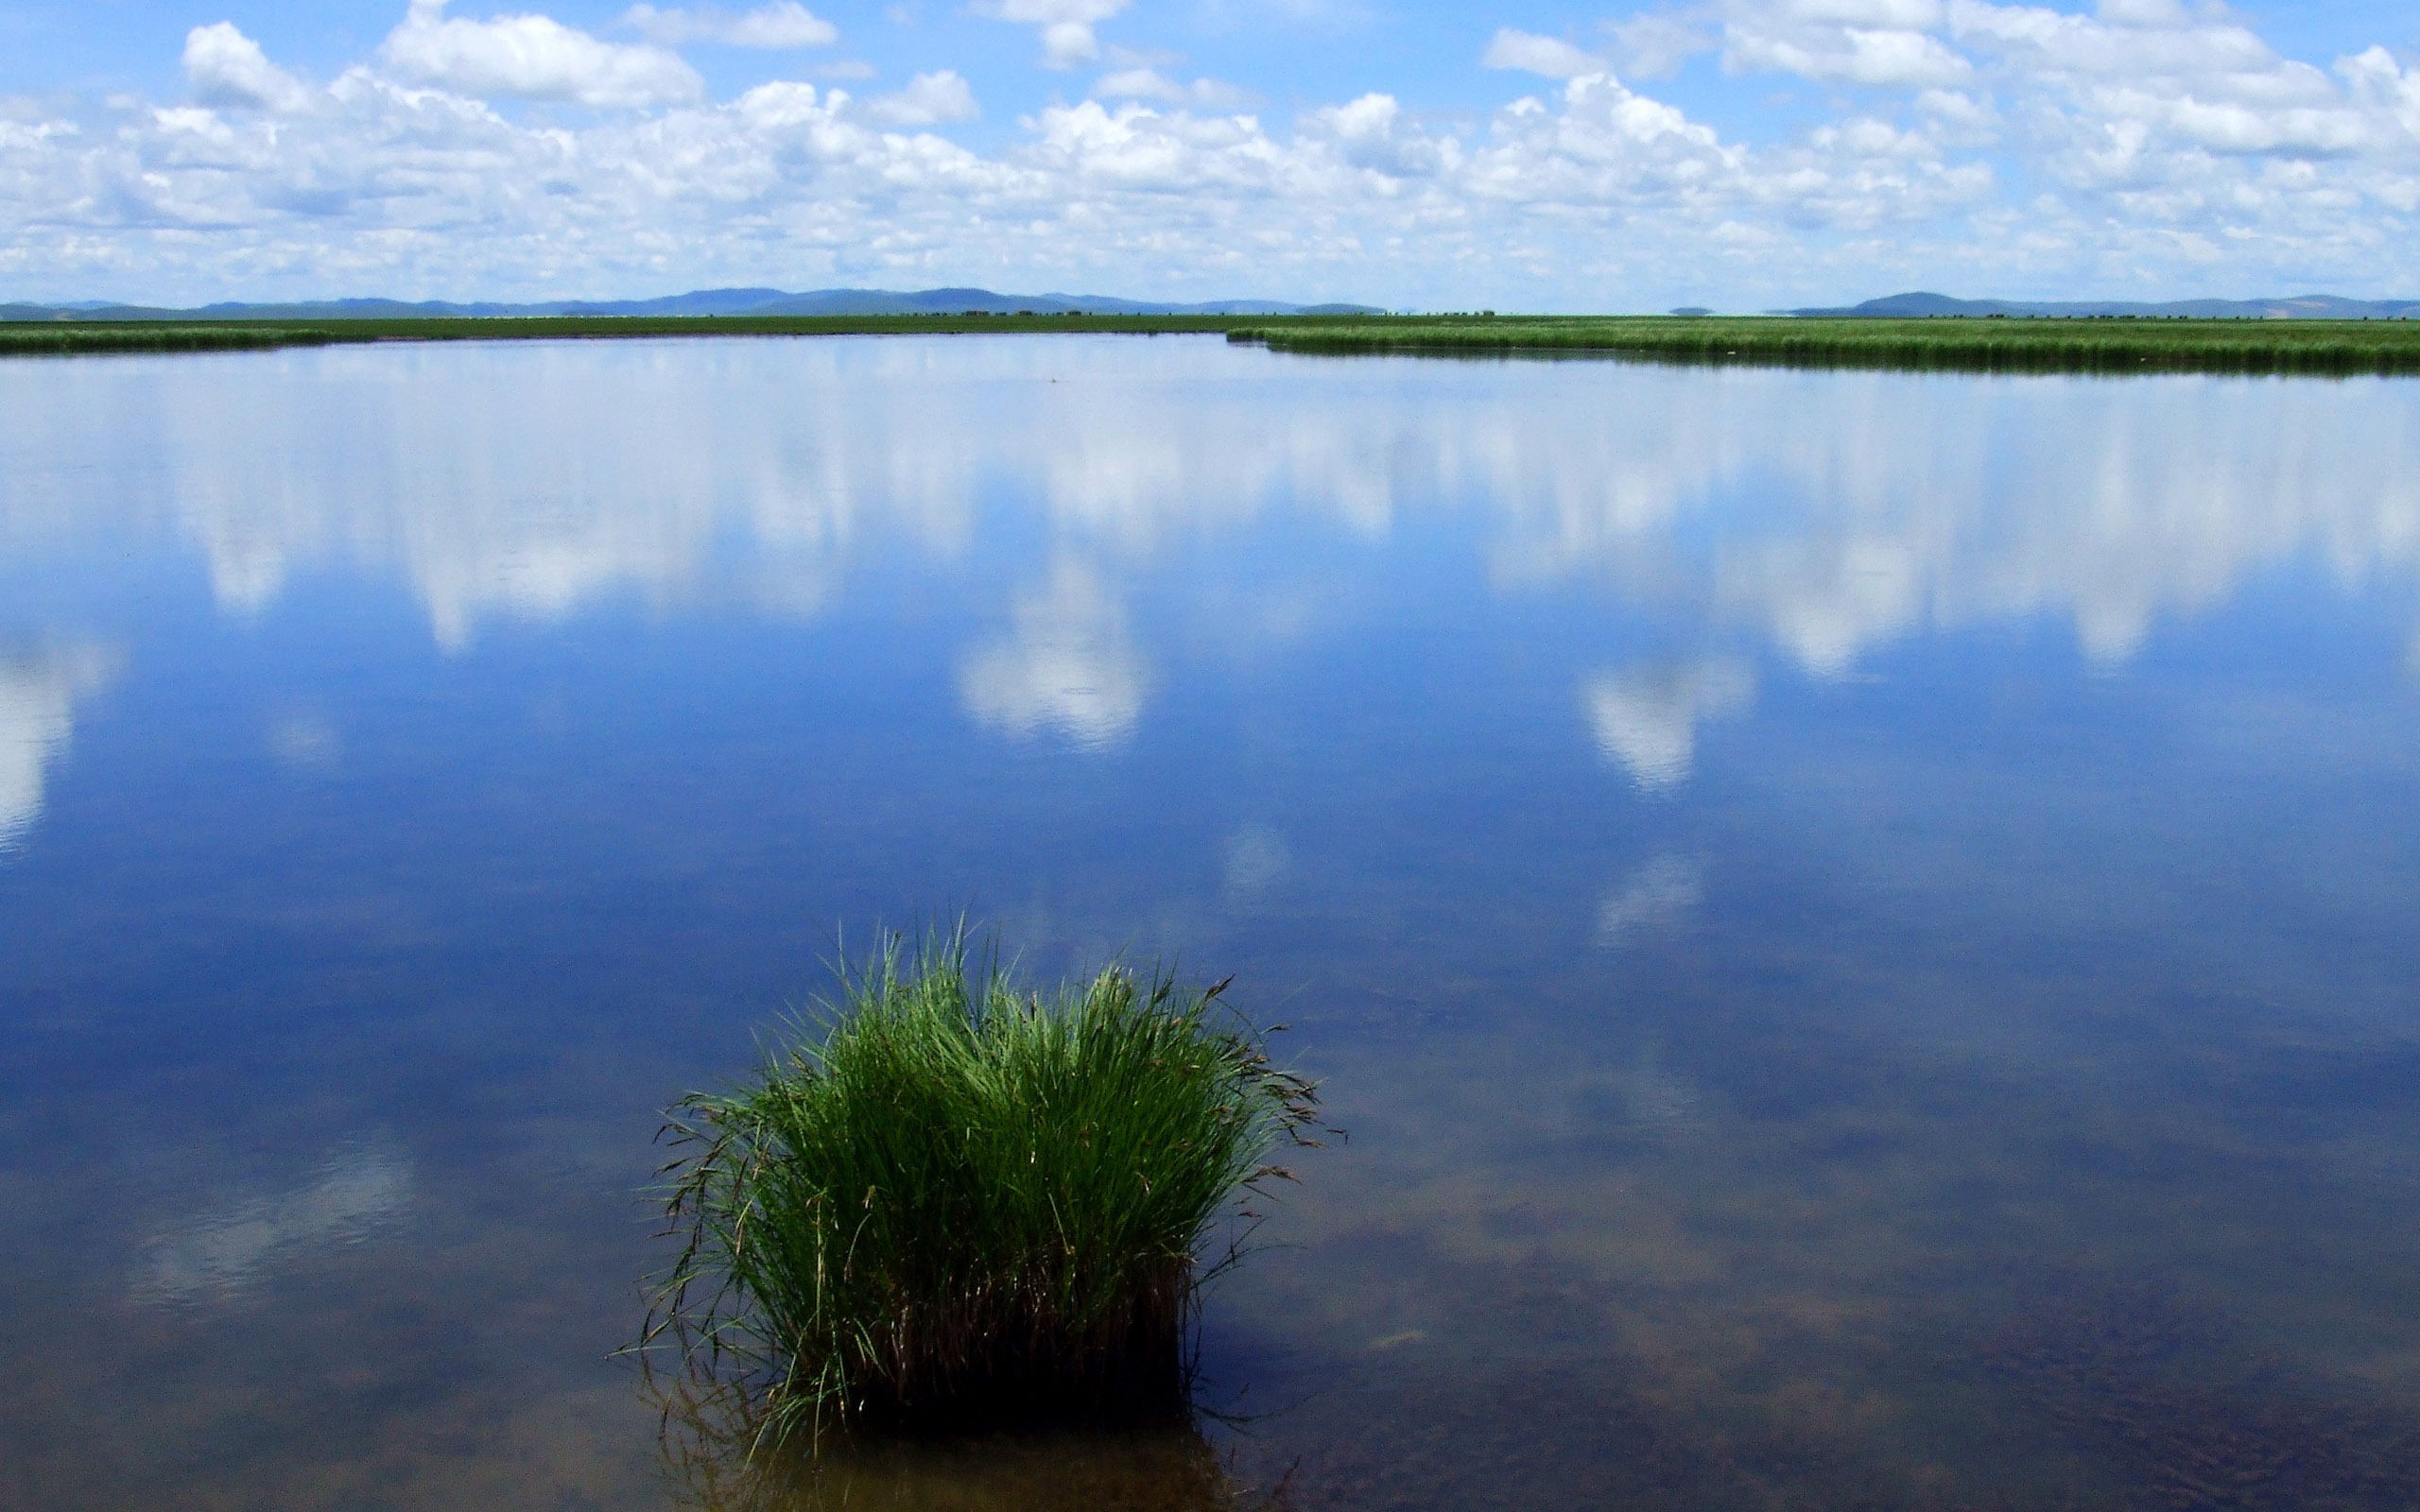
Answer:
top-left (0, 312), bottom-right (1286, 356)
top-left (9, 310), bottom-right (2420, 374)
top-left (1226, 315), bottom-right (2420, 376)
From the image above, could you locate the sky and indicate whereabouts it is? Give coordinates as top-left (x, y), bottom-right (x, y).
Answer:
top-left (2, 0), bottom-right (2418, 309)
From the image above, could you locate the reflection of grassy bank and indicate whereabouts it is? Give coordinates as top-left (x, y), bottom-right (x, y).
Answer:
top-left (648, 935), bottom-right (1320, 1443)
top-left (1227, 316), bottom-right (2420, 375)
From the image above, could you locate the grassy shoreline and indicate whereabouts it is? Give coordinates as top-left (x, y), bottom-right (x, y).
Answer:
top-left (1224, 315), bottom-right (2420, 375)
top-left (9, 310), bottom-right (2420, 374)
top-left (0, 311), bottom-right (1275, 357)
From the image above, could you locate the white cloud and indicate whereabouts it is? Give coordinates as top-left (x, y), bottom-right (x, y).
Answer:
top-left (1482, 28), bottom-right (1604, 81)
top-left (1725, 23), bottom-right (1974, 87)
top-left (867, 69), bottom-right (978, 126)
top-left (183, 23), bottom-right (315, 112)
top-left (620, 2), bottom-right (838, 49)
top-left (1606, 11), bottom-right (1720, 79)
top-left (1463, 73), bottom-right (1734, 212)
top-left (1781, 0), bottom-right (1945, 26)
top-left (983, 0), bottom-right (1128, 68)
top-left (1305, 92), bottom-right (1457, 176)
top-left (380, 0), bottom-right (703, 107)
top-left (5, 0), bottom-right (2420, 305)
top-left (1095, 69), bottom-right (1251, 110)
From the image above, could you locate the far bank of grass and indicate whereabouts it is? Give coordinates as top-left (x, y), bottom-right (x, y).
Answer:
top-left (0, 311), bottom-right (1277, 357)
top-left (9, 310), bottom-right (2420, 375)
top-left (1224, 314), bottom-right (2420, 376)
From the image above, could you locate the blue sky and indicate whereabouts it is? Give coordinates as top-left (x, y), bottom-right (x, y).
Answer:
top-left (3, 0), bottom-right (2419, 308)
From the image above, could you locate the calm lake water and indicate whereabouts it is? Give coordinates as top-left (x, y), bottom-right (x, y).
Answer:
top-left (5, 335), bottom-right (2420, 1510)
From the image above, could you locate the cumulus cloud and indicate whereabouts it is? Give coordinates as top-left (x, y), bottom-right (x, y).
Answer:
top-left (1305, 92), bottom-right (1457, 176)
top-left (183, 23), bottom-right (315, 112)
top-left (1482, 28), bottom-right (1604, 81)
top-left (5, 0), bottom-right (2420, 304)
top-left (983, 0), bottom-right (1128, 68)
top-left (1095, 68), bottom-right (1251, 110)
top-left (1464, 72), bottom-right (1732, 210)
top-left (620, 1), bottom-right (838, 48)
top-left (380, 0), bottom-right (703, 107)
top-left (867, 69), bottom-right (978, 126)
top-left (1607, 10), bottom-right (1720, 78)
top-left (1725, 20), bottom-right (1974, 87)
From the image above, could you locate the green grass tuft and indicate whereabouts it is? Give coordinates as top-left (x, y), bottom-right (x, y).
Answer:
top-left (644, 931), bottom-right (1321, 1445)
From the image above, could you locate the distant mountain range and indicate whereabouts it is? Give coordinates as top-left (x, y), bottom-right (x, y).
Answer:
top-left (0, 286), bottom-right (1382, 321)
top-left (19, 284), bottom-right (2411, 323)
top-left (1792, 291), bottom-right (2420, 319)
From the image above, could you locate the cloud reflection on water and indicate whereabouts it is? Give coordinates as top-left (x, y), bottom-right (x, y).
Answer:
top-left (1585, 659), bottom-right (1755, 790)
top-left (0, 644), bottom-right (115, 853)
top-left (131, 1143), bottom-right (413, 1305)
top-left (958, 558), bottom-right (1150, 749)
top-left (5, 344), bottom-right (2420, 753)
top-left (1596, 854), bottom-right (1705, 948)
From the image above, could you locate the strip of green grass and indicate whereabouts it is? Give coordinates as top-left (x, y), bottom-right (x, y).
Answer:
top-left (1226, 315), bottom-right (2420, 376)
top-left (644, 932), bottom-right (1321, 1445)
top-left (0, 311), bottom-right (1273, 356)
top-left (14, 310), bottom-right (2418, 374)
top-left (0, 323), bottom-right (345, 354)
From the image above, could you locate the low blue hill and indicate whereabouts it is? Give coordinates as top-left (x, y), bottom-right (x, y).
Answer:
top-left (0, 286), bottom-right (1383, 320)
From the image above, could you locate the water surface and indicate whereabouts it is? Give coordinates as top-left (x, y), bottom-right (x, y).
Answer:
top-left (5, 335), bottom-right (2420, 1509)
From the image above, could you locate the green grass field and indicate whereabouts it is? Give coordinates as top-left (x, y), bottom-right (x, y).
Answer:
top-left (9, 310), bottom-right (2419, 374)
top-left (1225, 314), bottom-right (2420, 375)
top-left (0, 311), bottom-right (1263, 356)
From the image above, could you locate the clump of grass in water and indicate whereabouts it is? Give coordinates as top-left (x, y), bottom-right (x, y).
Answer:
top-left (645, 932), bottom-right (1322, 1446)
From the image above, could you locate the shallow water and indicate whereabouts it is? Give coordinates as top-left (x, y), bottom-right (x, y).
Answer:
top-left (5, 335), bottom-right (2420, 1510)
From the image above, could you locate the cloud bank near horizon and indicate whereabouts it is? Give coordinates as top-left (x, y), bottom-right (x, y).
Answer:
top-left (4, 0), bottom-right (2419, 309)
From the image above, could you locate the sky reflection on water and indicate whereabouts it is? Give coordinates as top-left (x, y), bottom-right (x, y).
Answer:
top-left (3, 336), bottom-right (2420, 1509)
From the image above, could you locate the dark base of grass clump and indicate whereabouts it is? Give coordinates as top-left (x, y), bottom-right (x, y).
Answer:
top-left (643, 931), bottom-right (1321, 1446)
